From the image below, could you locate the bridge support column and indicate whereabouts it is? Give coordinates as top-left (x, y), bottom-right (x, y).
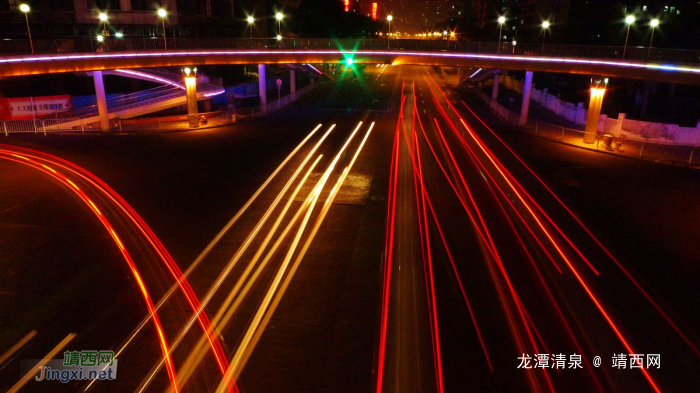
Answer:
top-left (92, 71), bottom-right (110, 130)
top-left (491, 74), bottom-right (500, 101)
top-left (258, 64), bottom-right (267, 111)
top-left (185, 73), bottom-right (199, 128)
top-left (584, 77), bottom-right (608, 144)
top-left (290, 69), bottom-right (296, 96)
top-left (519, 71), bottom-right (534, 125)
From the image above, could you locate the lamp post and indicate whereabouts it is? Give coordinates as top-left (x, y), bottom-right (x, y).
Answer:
top-left (648, 18), bottom-right (659, 59)
top-left (497, 16), bottom-right (506, 54)
top-left (541, 20), bottom-right (550, 53)
top-left (275, 12), bottom-right (283, 37)
top-left (387, 15), bottom-right (393, 48)
top-left (623, 15), bottom-right (635, 58)
top-left (98, 12), bottom-right (108, 36)
top-left (19, 4), bottom-right (33, 54)
top-left (247, 16), bottom-right (254, 39)
top-left (158, 8), bottom-right (167, 50)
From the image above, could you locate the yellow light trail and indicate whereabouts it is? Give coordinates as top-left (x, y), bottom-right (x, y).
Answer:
top-left (141, 124), bottom-right (336, 393)
top-left (0, 330), bottom-right (37, 366)
top-left (172, 154), bottom-right (325, 390)
top-left (174, 123), bottom-right (357, 391)
top-left (8, 333), bottom-right (76, 393)
top-left (215, 121), bottom-right (372, 391)
top-left (232, 122), bottom-right (375, 380)
top-left (93, 124), bottom-right (324, 393)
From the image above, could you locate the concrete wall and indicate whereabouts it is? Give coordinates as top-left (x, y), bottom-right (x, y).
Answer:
top-left (501, 74), bottom-right (700, 145)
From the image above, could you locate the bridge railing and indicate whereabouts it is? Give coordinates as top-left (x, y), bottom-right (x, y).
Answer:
top-left (2, 38), bottom-right (700, 65)
top-left (472, 87), bottom-right (700, 166)
top-left (1, 81), bottom-right (315, 134)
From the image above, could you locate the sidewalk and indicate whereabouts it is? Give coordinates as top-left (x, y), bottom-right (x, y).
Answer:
top-left (483, 86), bottom-right (582, 130)
top-left (471, 87), bottom-right (700, 167)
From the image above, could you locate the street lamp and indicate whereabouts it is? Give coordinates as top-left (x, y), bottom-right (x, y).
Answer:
top-left (247, 16), bottom-right (255, 39)
top-left (541, 20), bottom-right (550, 53)
top-left (275, 12), bottom-right (284, 37)
top-left (648, 18), bottom-right (659, 58)
top-left (623, 15), bottom-right (635, 58)
top-left (98, 12), bottom-right (108, 37)
top-left (497, 16), bottom-right (506, 53)
top-left (276, 34), bottom-right (282, 41)
top-left (157, 8), bottom-right (168, 50)
top-left (386, 15), bottom-right (393, 48)
top-left (19, 3), bottom-right (33, 54)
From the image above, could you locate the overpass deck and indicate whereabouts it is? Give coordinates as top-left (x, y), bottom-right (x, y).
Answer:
top-left (1, 39), bottom-right (699, 85)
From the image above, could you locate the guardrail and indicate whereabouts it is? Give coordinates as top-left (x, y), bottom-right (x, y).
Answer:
top-left (1, 83), bottom-right (315, 134)
top-left (473, 88), bottom-right (700, 166)
top-left (1, 38), bottom-right (700, 65)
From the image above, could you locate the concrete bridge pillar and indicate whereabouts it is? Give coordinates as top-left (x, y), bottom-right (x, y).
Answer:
top-left (519, 71), bottom-right (533, 125)
top-left (92, 71), bottom-right (110, 130)
top-left (184, 72), bottom-right (198, 128)
top-left (258, 64), bottom-right (267, 110)
top-left (290, 69), bottom-right (297, 96)
top-left (584, 77), bottom-right (608, 144)
top-left (491, 74), bottom-right (500, 101)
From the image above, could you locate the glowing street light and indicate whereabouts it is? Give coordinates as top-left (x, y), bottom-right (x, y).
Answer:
top-left (19, 3), bottom-right (33, 54)
top-left (247, 15), bottom-right (255, 39)
top-left (541, 20), bottom-right (551, 52)
top-left (114, 32), bottom-right (124, 39)
top-left (497, 16), bottom-right (506, 54)
top-left (648, 18), bottom-right (659, 58)
top-left (157, 9), bottom-right (168, 49)
top-left (386, 15), bottom-right (393, 48)
top-left (275, 12), bottom-right (284, 37)
top-left (623, 15), bottom-right (635, 58)
top-left (98, 12), bottom-right (109, 37)
top-left (276, 34), bottom-right (282, 41)
top-left (96, 34), bottom-right (104, 42)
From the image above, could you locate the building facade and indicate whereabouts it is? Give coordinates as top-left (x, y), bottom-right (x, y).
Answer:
top-left (0, 0), bottom-right (270, 39)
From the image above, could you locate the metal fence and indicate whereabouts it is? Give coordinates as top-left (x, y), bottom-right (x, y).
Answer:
top-left (2, 37), bottom-right (700, 65)
top-left (1, 83), bottom-right (315, 135)
top-left (474, 88), bottom-right (700, 166)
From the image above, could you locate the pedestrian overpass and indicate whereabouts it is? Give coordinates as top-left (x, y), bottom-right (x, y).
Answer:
top-left (1, 38), bottom-right (699, 85)
top-left (2, 38), bottom-right (699, 131)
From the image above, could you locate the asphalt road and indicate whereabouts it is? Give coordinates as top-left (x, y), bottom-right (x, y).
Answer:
top-left (1, 63), bottom-right (698, 393)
